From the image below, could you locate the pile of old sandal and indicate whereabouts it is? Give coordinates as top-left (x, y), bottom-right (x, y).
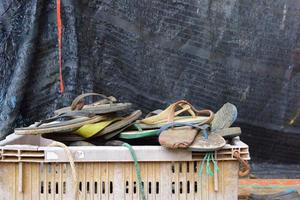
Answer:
top-left (15, 93), bottom-right (141, 144)
top-left (120, 100), bottom-right (240, 152)
top-left (15, 93), bottom-right (242, 151)
top-left (14, 93), bottom-right (243, 199)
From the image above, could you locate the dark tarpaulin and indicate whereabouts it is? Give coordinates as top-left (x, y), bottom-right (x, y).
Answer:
top-left (0, 0), bottom-right (299, 165)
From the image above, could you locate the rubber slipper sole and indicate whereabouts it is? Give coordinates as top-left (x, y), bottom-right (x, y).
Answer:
top-left (119, 129), bottom-right (160, 139)
top-left (54, 103), bottom-right (132, 115)
top-left (188, 133), bottom-right (226, 152)
top-left (15, 116), bottom-right (105, 135)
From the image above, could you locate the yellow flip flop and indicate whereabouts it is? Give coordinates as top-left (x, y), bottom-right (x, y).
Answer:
top-left (75, 118), bottom-right (121, 138)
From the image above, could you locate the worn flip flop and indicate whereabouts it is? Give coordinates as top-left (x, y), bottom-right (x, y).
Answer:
top-left (92, 110), bottom-right (142, 138)
top-left (159, 126), bottom-right (198, 149)
top-left (211, 102), bottom-right (237, 131)
top-left (137, 116), bottom-right (209, 129)
top-left (75, 118), bottom-right (120, 138)
top-left (188, 129), bottom-right (226, 152)
top-left (54, 93), bottom-right (132, 115)
top-left (157, 122), bottom-right (206, 149)
top-left (105, 140), bottom-right (125, 146)
top-left (213, 127), bottom-right (241, 139)
top-left (15, 115), bottom-right (106, 135)
top-left (119, 128), bottom-right (160, 139)
top-left (42, 132), bottom-right (85, 142)
top-left (69, 141), bottom-right (95, 146)
top-left (137, 100), bottom-right (214, 128)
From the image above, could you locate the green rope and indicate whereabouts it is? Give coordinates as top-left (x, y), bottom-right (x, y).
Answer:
top-left (210, 153), bottom-right (220, 173)
top-left (206, 154), bottom-right (214, 176)
top-left (199, 152), bottom-right (219, 177)
top-left (199, 153), bottom-right (208, 176)
top-left (122, 143), bottom-right (146, 200)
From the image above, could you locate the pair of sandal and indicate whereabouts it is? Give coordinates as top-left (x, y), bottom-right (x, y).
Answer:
top-left (15, 93), bottom-right (142, 141)
top-left (119, 101), bottom-right (240, 152)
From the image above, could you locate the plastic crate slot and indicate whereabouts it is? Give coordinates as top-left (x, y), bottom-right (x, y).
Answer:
top-left (2, 153), bottom-right (18, 156)
top-left (187, 181), bottom-right (190, 193)
top-left (148, 182), bottom-right (151, 194)
top-left (194, 181), bottom-right (197, 193)
top-left (192, 154), bottom-right (205, 160)
top-left (20, 157), bottom-right (44, 162)
top-left (40, 181), bottom-right (44, 194)
top-left (63, 182), bottom-right (66, 194)
top-left (109, 181), bottom-right (113, 194)
top-left (186, 162), bottom-right (189, 172)
top-left (56, 182), bottom-right (59, 194)
top-left (180, 182), bottom-right (183, 193)
top-left (102, 181), bottom-right (105, 194)
top-left (20, 151), bottom-right (44, 157)
top-left (2, 156), bottom-right (18, 161)
top-left (172, 182), bottom-right (175, 194)
top-left (133, 182), bottom-right (136, 193)
top-left (194, 161), bottom-right (197, 173)
top-left (156, 182), bottom-right (159, 194)
top-left (171, 162), bottom-right (175, 173)
top-left (48, 182), bottom-right (51, 194)
top-left (179, 163), bottom-right (182, 173)
top-left (94, 182), bottom-right (98, 194)
top-left (141, 181), bottom-right (144, 190)
top-left (55, 164), bottom-right (59, 174)
top-left (87, 182), bottom-right (90, 193)
top-left (79, 182), bottom-right (82, 192)
top-left (3, 150), bottom-right (18, 154)
top-left (125, 181), bottom-right (129, 193)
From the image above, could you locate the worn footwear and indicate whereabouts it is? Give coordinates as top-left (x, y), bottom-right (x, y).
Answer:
top-left (93, 110), bottom-right (142, 138)
top-left (159, 126), bottom-right (198, 149)
top-left (42, 132), bottom-right (85, 142)
top-left (211, 102), bottom-right (237, 131)
top-left (15, 115), bottom-right (106, 135)
top-left (213, 127), bottom-right (241, 139)
top-left (119, 129), bottom-right (160, 139)
top-left (188, 126), bottom-right (226, 152)
top-left (69, 141), bottom-right (95, 146)
top-left (54, 93), bottom-right (132, 115)
top-left (157, 122), bottom-right (206, 149)
top-left (138, 100), bottom-right (214, 128)
top-left (75, 118), bottom-right (120, 138)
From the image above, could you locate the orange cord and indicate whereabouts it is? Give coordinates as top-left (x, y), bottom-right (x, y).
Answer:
top-left (56, 0), bottom-right (64, 93)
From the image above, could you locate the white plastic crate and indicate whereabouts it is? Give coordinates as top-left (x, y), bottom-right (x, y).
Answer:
top-left (0, 133), bottom-right (250, 200)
